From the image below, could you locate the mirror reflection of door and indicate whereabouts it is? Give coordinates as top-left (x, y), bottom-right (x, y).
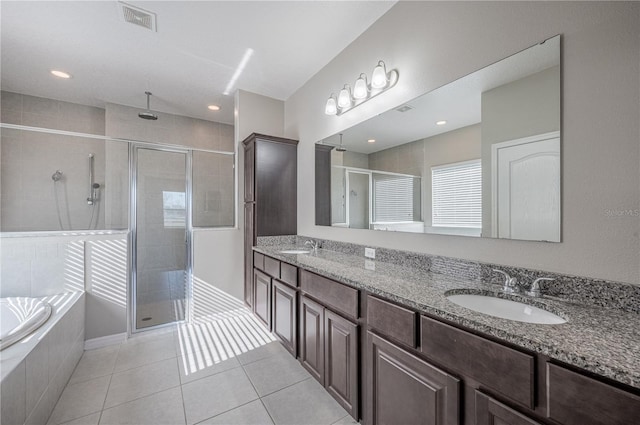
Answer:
top-left (492, 132), bottom-right (560, 242)
top-left (347, 171), bottom-right (370, 229)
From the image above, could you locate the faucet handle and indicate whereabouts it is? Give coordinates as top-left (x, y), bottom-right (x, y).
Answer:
top-left (527, 277), bottom-right (554, 297)
top-left (492, 269), bottom-right (515, 285)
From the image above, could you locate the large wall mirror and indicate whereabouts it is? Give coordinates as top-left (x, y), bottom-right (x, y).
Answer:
top-left (315, 35), bottom-right (561, 242)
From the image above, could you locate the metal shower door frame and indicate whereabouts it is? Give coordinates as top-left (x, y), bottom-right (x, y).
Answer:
top-left (128, 142), bottom-right (193, 335)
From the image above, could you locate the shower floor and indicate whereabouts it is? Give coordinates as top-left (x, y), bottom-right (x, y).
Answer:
top-left (136, 269), bottom-right (186, 329)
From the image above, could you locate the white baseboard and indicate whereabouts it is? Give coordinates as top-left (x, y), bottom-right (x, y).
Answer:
top-left (84, 333), bottom-right (127, 350)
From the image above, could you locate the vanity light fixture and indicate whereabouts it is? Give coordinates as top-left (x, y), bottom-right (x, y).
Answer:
top-left (51, 70), bottom-right (71, 79)
top-left (208, 105), bottom-right (221, 111)
top-left (324, 60), bottom-right (399, 116)
top-left (353, 74), bottom-right (369, 100)
top-left (436, 120), bottom-right (447, 126)
top-left (337, 85), bottom-right (353, 108)
top-left (371, 61), bottom-right (389, 89)
top-left (367, 139), bottom-right (376, 143)
top-left (325, 95), bottom-right (338, 115)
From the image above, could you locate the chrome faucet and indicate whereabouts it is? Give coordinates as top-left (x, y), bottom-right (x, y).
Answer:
top-left (304, 239), bottom-right (320, 251)
top-left (526, 277), bottom-right (554, 298)
top-left (493, 269), bottom-right (518, 294)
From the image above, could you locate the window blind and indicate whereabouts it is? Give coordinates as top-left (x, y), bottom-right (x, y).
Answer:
top-left (431, 160), bottom-right (481, 228)
top-left (372, 173), bottom-right (420, 222)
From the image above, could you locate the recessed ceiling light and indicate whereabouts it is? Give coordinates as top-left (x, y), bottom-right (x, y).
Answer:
top-left (436, 120), bottom-right (447, 126)
top-left (50, 70), bottom-right (71, 79)
top-left (208, 105), bottom-right (221, 111)
top-left (367, 139), bottom-right (376, 143)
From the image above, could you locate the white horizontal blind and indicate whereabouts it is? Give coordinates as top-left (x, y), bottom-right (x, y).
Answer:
top-left (373, 173), bottom-right (419, 222)
top-left (432, 160), bottom-right (481, 228)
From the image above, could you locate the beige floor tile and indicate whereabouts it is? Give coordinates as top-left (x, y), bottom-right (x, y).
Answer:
top-left (69, 345), bottom-right (120, 385)
top-left (98, 387), bottom-right (185, 425)
top-left (59, 412), bottom-right (101, 425)
top-left (113, 333), bottom-right (176, 373)
top-left (48, 376), bottom-right (110, 425)
top-left (243, 352), bottom-right (310, 396)
top-left (104, 357), bottom-right (180, 409)
top-left (198, 400), bottom-right (274, 425)
top-left (182, 367), bottom-right (258, 425)
top-left (178, 351), bottom-right (241, 385)
top-left (262, 378), bottom-right (348, 425)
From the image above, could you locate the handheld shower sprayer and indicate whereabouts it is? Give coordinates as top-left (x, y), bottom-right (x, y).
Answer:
top-left (52, 170), bottom-right (63, 182)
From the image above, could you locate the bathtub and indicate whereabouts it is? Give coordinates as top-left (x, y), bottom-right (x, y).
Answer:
top-left (1, 297), bottom-right (53, 351)
top-left (1, 292), bottom-right (85, 425)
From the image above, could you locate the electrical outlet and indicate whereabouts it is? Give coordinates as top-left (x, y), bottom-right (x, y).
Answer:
top-left (365, 247), bottom-right (376, 259)
top-left (365, 259), bottom-right (376, 271)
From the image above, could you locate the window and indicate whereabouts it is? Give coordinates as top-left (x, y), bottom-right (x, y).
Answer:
top-left (431, 160), bottom-right (481, 228)
top-left (162, 191), bottom-right (186, 228)
top-left (372, 173), bottom-right (421, 223)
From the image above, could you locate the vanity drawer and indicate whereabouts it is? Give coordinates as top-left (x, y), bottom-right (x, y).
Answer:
top-left (300, 270), bottom-right (358, 320)
top-left (420, 316), bottom-right (534, 408)
top-left (264, 256), bottom-right (280, 279)
top-left (367, 295), bottom-right (417, 348)
top-left (280, 262), bottom-right (298, 287)
top-left (253, 252), bottom-right (265, 271)
top-left (547, 363), bottom-right (640, 425)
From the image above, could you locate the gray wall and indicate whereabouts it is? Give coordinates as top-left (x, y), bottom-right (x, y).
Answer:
top-left (285, 2), bottom-right (640, 284)
top-left (0, 91), bottom-right (107, 232)
top-left (481, 65), bottom-right (561, 233)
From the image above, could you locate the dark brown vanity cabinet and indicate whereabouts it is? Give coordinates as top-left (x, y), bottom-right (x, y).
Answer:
top-left (272, 280), bottom-right (297, 355)
top-left (243, 133), bottom-right (298, 307)
top-left (299, 270), bottom-right (359, 418)
top-left (367, 331), bottom-right (460, 425)
top-left (475, 391), bottom-right (541, 425)
top-left (253, 269), bottom-right (271, 329)
top-left (546, 363), bottom-right (640, 425)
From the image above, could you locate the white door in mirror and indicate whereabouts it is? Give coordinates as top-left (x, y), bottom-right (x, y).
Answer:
top-left (493, 132), bottom-right (560, 242)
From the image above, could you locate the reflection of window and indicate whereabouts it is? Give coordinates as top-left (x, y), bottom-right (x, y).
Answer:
top-left (432, 160), bottom-right (481, 228)
top-left (163, 191), bottom-right (186, 228)
top-left (372, 173), bottom-right (421, 223)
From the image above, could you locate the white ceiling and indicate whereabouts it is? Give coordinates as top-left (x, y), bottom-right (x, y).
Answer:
top-left (1, 1), bottom-right (395, 124)
top-left (323, 35), bottom-right (560, 154)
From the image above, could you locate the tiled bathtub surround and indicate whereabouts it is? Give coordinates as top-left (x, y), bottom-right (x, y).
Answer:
top-left (254, 239), bottom-right (640, 388)
top-left (278, 236), bottom-right (640, 314)
top-left (1, 292), bottom-right (85, 425)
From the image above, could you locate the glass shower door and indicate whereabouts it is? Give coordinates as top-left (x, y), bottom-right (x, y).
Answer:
top-left (133, 147), bottom-right (189, 330)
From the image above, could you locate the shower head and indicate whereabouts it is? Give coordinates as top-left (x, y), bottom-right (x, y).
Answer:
top-left (335, 133), bottom-right (347, 152)
top-left (52, 170), bottom-right (63, 182)
top-left (138, 91), bottom-right (158, 120)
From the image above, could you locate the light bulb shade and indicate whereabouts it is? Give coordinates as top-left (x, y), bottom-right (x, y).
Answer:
top-left (353, 75), bottom-right (368, 100)
top-left (325, 96), bottom-right (337, 115)
top-left (371, 61), bottom-right (388, 89)
top-left (337, 86), bottom-right (352, 108)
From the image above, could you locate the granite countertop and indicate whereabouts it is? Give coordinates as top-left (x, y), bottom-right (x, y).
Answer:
top-left (254, 245), bottom-right (640, 389)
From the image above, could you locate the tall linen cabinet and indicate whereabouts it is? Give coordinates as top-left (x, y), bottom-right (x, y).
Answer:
top-left (243, 133), bottom-right (298, 308)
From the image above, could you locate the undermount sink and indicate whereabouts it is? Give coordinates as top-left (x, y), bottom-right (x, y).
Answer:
top-left (279, 249), bottom-right (312, 254)
top-left (446, 293), bottom-right (566, 325)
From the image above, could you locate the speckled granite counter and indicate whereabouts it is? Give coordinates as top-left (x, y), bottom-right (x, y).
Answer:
top-left (253, 245), bottom-right (640, 389)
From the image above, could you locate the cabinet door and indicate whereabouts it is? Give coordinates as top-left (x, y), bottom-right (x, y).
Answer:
top-left (325, 310), bottom-right (359, 419)
top-left (273, 280), bottom-right (297, 355)
top-left (244, 203), bottom-right (255, 307)
top-left (253, 269), bottom-right (271, 329)
top-left (300, 295), bottom-right (324, 385)
top-left (244, 141), bottom-right (255, 202)
top-left (367, 331), bottom-right (460, 425)
top-left (476, 391), bottom-right (540, 425)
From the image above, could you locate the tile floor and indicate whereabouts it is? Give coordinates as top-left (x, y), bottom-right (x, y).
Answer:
top-left (47, 309), bottom-right (358, 425)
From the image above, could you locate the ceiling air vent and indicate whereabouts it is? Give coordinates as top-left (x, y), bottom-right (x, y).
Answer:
top-left (118, 2), bottom-right (157, 32)
top-left (395, 105), bottom-right (414, 113)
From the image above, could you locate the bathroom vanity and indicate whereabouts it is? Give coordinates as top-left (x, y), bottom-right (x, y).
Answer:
top-left (249, 243), bottom-right (640, 425)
